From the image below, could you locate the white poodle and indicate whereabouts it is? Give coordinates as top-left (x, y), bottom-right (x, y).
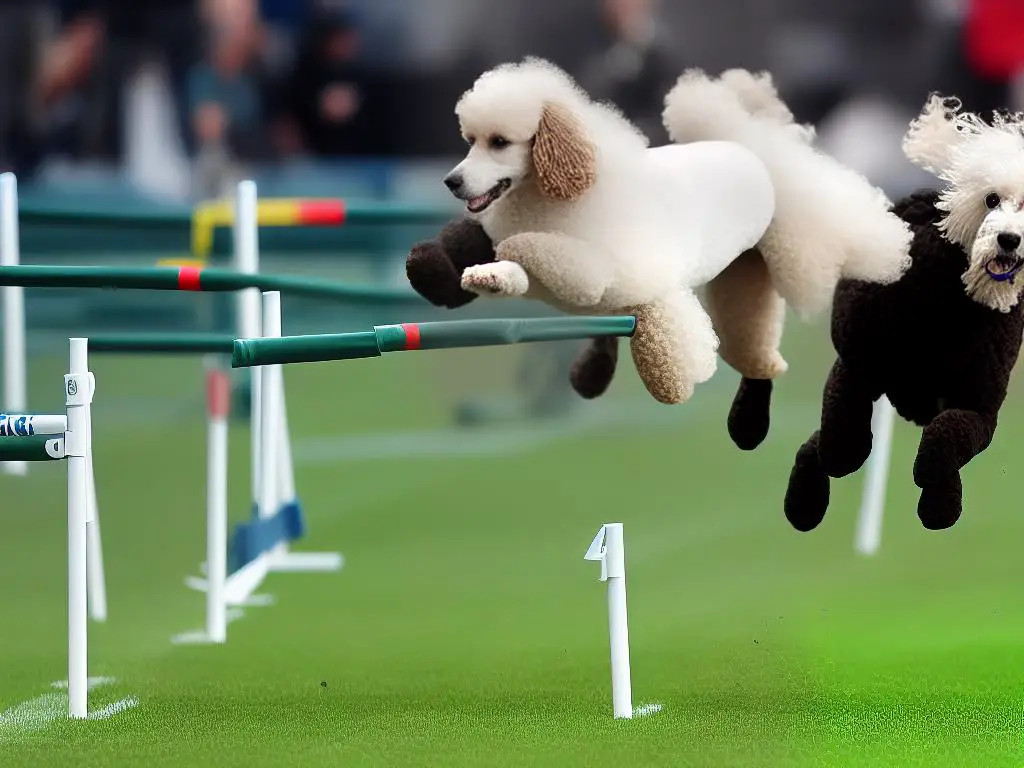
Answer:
top-left (448, 58), bottom-right (911, 423)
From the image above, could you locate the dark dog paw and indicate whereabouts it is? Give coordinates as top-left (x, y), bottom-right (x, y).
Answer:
top-left (917, 481), bottom-right (963, 530)
top-left (569, 340), bottom-right (617, 399)
top-left (406, 241), bottom-right (477, 309)
top-left (784, 435), bottom-right (831, 532)
top-left (728, 378), bottom-right (772, 451)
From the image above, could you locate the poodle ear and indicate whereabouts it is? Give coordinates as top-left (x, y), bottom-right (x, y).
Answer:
top-left (902, 93), bottom-right (968, 176)
top-left (532, 101), bottom-right (597, 201)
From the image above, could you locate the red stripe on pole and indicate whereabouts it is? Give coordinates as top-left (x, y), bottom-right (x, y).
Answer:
top-left (178, 266), bottom-right (203, 291)
top-left (297, 200), bottom-right (346, 226)
top-left (206, 369), bottom-right (230, 419)
top-left (401, 323), bottom-right (421, 350)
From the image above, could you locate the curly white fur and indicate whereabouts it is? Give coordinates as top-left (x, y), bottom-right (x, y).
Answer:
top-left (663, 68), bottom-right (913, 318)
top-left (448, 58), bottom-right (778, 394)
top-left (903, 94), bottom-right (1024, 312)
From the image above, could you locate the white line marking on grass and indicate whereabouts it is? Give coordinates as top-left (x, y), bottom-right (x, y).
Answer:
top-left (1, 678), bottom-right (136, 736)
top-left (633, 702), bottom-right (663, 717)
top-left (0, 692), bottom-right (63, 735)
top-left (51, 676), bottom-right (117, 691)
top-left (88, 697), bottom-right (138, 720)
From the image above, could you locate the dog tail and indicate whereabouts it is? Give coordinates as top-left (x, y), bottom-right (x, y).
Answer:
top-left (663, 69), bottom-right (912, 318)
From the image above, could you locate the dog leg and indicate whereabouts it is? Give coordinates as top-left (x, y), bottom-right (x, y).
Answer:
top-left (569, 336), bottom-right (619, 399)
top-left (461, 261), bottom-right (530, 297)
top-left (629, 290), bottom-right (718, 405)
top-left (913, 407), bottom-right (996, 529)
top-left (784, 431), bottom-right (831, 531)
top-left (703, 248), bottom-right (787, 450)
top-left (495, 232), bottom-right (613, 308)
top-left (817, 358), bottom-right (881, 478)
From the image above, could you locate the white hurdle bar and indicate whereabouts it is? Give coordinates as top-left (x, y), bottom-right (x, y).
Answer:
top-left (0, 339), bottom-right (96, 718)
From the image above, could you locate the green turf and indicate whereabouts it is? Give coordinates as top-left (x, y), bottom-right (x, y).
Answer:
top-left (2, 317), bottom-right (1024, 767)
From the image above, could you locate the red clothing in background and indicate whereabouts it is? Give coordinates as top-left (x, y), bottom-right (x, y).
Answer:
top-left (965, 0), bottom-right (1024, 78)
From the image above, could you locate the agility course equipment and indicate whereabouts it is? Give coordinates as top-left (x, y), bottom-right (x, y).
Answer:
top-left (584, 523), bottom-right (634, 719)
top-left (0, 180), bottom-right (428, 643)
top-left (229, 316), bottom-right (638, 367)
top-left (0, 338), bottom-right (96, 718)
top-left (229, 313), bottom-right (644, 717)
top-left (1, 173), bottom-right (26, 477)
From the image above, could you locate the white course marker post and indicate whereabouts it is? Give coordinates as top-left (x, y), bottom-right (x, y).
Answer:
top-left (172, 360), bottom-right (233, 645)
top-left (1, 172), bottom-right (27, 476)
top-left (85, 380), bottom-right (107, 623)
top-left (854, 396), bottom-right (896, 556)
top-left (260, 290), bottom-right (281, 544)
top-left (205, 362), bottom-right (230, 642)
top-left (584, 523), bottom-right (632, 719)
top-left (65, 338), bottom-right (94, 719)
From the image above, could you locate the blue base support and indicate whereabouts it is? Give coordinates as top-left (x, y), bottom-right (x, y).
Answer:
top-left (228, 500), bottom-right (307, 573)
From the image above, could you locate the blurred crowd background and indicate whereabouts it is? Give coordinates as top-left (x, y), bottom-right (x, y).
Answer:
top-left (2, 0), bottom-right (1024, 202)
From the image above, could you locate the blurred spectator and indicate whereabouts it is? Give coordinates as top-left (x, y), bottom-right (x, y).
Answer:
top-left (34, 0), bottom-right (203, 164)
top-left (0, 2), bottom-right (51, 175)
top-left (270, 2), bottom-right (375, 158)
top-left (530, 0), bottom-right (681, 141)
top-left (187, 0), bottom-right (269, 162)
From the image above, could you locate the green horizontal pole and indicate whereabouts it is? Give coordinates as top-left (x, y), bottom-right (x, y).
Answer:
top-left (0, 265), bottom-right (421, 305)
top-left (0, 435), bottom-right (65, 462)
top-left (231, 316), bottom-right (636, 368)
top-left (232, 331), bottom-right (382, 367)
top-left (17, 200), bottom-right (455, 227)
top-left (88, 334), bottom-right (234, 355)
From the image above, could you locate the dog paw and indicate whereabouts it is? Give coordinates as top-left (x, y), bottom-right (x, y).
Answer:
top-left (917, 484), bottom-right (962, 530)
top-left (461, 262), bottom-right (529, 297)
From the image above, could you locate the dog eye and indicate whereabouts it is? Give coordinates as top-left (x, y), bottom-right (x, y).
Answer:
top-left (986, 192), bottom-right (1001, 209)
top-left (465, 136), bottom-right (475, 146)
top-left (489, 136), bottom-right (510, 150)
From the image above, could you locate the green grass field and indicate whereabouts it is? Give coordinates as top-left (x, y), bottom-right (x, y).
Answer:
top-left (2, 317), bottom-right (1024, 767)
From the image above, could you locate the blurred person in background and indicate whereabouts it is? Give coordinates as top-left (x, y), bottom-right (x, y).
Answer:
top-left (187, 0), bottom-right (271, 172)
top-left (0, 1), bottom-right (51, 176)
top-left (530, 0), bottom-right (680, 142)
top-left (270, 1), bottom-right (374, 158)
top-left (38, 0), bottom-right (202, 162)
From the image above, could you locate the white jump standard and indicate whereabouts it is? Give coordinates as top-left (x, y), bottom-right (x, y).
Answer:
top-left (0, 338), bottom-right (97, 719)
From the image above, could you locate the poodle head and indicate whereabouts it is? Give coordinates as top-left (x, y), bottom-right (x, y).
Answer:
top-left (904, 93), bottom-right (1024, 311)
top-left (444, 57), bottom-right (600, 216)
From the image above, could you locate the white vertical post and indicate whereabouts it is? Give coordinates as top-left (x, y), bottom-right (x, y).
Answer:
top-left (66, 338), bottom-right (92, 719)
top-left (2, 172), bottom-right (27, 476)
top-left (273, 364), bottom-right (294, 557)
top-left (855, 396), bottom-right (895, 556)
top-left (260, 292), bottom-right (281, 532)
top-left (584, 522), bottom-right (632, 719)
top-left (205, 361), bottom-right (229, 643)
top-left (234, 181), bottom-right (261, 513)
top-left (85, 418), bottom-right (107, 622)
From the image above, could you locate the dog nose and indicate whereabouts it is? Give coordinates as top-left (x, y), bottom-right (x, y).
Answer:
top-left (444, 173), bottom-right (464, 193)
top-left (998, 232), bottom-right (1021, 251)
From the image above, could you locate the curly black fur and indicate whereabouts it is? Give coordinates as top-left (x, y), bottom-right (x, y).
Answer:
top-left (405, 217), bottom-right (620, 399)
top-left (785, 190), bottom-right (1024, 531)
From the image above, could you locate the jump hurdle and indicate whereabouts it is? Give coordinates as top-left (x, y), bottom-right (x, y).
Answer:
top-left (0, 242), bottom-right (422, 648)
top-left (0, 338), bottom-right (95, 718)
top-left (227, 314), bottom-right (643, 718)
